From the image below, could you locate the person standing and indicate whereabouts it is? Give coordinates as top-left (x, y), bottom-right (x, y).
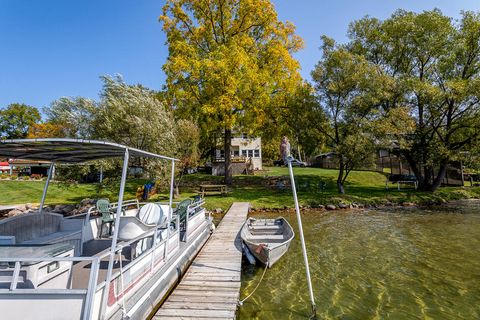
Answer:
top-left (280, 136), bottom-right (291, 166)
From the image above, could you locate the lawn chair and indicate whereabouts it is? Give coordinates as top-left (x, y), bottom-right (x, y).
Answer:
top-left (97, 199), bottom-right (114, 238)
top-left (175, 199), bottom-right (192, 241)
top-left (175, 199), bottom-right (192, 222)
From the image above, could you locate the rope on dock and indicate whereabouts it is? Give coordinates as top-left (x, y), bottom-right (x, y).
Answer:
top-left (238, 259), bottom-right (268, 306)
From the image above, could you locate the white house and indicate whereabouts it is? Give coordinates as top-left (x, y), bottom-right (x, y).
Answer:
top-left (213, 134), bottom-right (262, 175)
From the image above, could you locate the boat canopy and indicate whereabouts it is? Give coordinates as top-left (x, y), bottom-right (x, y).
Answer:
top-left (0, 138), bottom-right (177, 163)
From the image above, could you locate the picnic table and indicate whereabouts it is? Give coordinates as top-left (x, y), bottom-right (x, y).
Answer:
top-left (199, 184), bottom-right (228, 197)
top-left (385, 174), bottom-right (418, 190)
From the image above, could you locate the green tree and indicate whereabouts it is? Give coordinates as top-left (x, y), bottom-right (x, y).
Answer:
top-left (0, 103), bottom-right (41, 139)
top-left (349, 9), bottom-right (480, 191)
top-left (94, 75), bottom-right (177, 178)
top-left (311, 38), bottom-right (391, 194)
top-left (161, 0), bottom-right (303, 184)
top-left (45, 97), bottom-right (97, 138)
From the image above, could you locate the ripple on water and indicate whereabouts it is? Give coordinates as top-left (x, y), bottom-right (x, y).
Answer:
top-left (237, 203), bottom-right (480, 320)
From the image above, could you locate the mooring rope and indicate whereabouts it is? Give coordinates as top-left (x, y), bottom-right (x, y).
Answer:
top-left (238, 259), bottom-right (269, 306)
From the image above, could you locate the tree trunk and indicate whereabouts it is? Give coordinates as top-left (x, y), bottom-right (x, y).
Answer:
top-left (224, 128), bottom-right (232, 185)
top-left (430, 160), bottom-right (448, 192)
top-left (403, 151), bottom-right (425, 189)
top-left (337, 159), bottom-right (345, 194)
top-left (174, 185), bottom-right (180, 199)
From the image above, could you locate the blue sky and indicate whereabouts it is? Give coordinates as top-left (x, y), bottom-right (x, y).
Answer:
top-left (1, 0), bottom-right (479, 109)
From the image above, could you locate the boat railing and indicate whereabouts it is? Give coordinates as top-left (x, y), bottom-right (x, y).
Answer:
top-left (65, 199), bottom-right (141, 228)
top-left (0, 256), bottom-right (100, 320)
top-left (92, 213), bottom-right (181, 318)
top-left (183, 198), bottom-right (206, 242)
top-left (66, 199), bottom-right (182, 226)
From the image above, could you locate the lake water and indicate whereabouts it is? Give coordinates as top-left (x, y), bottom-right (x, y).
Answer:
top-left (237, 201), bottom-right (480, 319)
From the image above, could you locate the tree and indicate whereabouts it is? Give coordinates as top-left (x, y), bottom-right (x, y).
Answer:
top-left (174, 119), bottom-right (201, 195)
top-left (348, 10), bottom-right (480, 191)
top-left (161, 0), bottom-right (303, 184)
top-left (311, 37), bottom-right (391, 194)
top-left (94, 75), bottom-right (177, 177)
top-left (0, 103), bottom-right (41, 139)
top-left (45, 97), bottom-right (97, 138)
top-left (175, 119), bottom-right (200, 171)
top-left (27, 122), bottom-right (67, 138)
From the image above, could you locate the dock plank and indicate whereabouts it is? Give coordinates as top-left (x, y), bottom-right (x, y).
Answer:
top-left (154, 202), bottom-right (249, 320)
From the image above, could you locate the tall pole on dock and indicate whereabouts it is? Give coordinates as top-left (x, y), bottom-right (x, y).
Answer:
top-left (287, 156), bottom-right (317, 319)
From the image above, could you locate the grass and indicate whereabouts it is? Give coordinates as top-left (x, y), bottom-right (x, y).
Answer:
top-left (1, 167), bottom-right (479, 211)
top-left (0, 179), bottom-right (149, 206)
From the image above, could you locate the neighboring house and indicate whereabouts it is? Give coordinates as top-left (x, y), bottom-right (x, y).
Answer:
top-left (312, 149), bottom-right (464, 186)
top-left (213, 133), bottom-right (262, 176)
top-left (3, 159), bottom-right (52, 176)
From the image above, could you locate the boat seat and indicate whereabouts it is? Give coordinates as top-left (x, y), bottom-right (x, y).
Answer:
top-left (248, 234), bottom-right (285, 240)
top-left (117, 203), bottom-right (168, 241)
top-left (0, 212), bottom-right (83, 256)
top-left (22, 230), bottom-right (82, 245)
top-left (138, 203), bottom-right (161, 225)
top-left (249, 225), bottom-right (281, 230)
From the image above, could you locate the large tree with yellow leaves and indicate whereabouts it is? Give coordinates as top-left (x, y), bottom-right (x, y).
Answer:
top-left (161, 0), bottom-right (303, 184)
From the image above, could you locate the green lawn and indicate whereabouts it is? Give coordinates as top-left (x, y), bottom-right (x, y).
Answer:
top-left (1, 167), bottom-right (479, 211)
top-left (0, 179), bottom-right (149, 206)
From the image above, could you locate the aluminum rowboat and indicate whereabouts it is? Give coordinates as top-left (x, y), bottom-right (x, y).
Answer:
top-left (240, 217), bottom-right (294, 268)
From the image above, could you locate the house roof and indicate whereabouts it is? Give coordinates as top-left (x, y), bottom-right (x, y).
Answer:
top-left (0, 139), bottom-right (178, 164)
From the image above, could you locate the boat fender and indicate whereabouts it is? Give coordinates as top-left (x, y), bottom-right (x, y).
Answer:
top-left (210, 223), bottom-right (216, 232)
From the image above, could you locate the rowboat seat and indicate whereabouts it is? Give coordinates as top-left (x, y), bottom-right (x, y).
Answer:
top-left (249, 225), bottom-right (282, 230)
top-left (248, 234), bottom-right (285, 240)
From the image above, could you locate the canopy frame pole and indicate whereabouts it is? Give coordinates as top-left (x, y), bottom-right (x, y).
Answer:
top-left (163, 160), bottom-right (176, 260)
top-left (100, 149), bottom-right (129, 320)
top-left (287, 156), bottom-right (317, 318)
top-left (39, 162), bottom-right (54, 214)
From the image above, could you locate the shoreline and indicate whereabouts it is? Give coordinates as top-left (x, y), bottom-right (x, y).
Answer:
top-left (248, 198), bottom-right (480, 214)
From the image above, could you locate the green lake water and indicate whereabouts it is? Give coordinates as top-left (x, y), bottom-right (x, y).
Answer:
top-left (237, 201), bottom-right (480, 319)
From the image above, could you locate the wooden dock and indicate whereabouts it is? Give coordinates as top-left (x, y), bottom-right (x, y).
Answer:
top-left (153, 202), bottom-right (250, 319)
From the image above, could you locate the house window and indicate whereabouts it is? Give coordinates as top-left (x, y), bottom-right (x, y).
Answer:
top-left (248, 150), bottom-right (253, 157)
top-left (241, 150), bottom-right (247, 157)
top-left (232, 150), bottom-right (239, 157)
top-left (254, 149), bottom-right (260, 158)
top-left (220, 150), bottom-right (225, 158)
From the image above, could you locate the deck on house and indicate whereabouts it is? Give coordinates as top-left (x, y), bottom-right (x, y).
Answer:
top-left (153, 202), bottom-right (250, 320)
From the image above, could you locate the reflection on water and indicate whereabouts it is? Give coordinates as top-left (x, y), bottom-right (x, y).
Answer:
top-left (238, 201), bottom-right (480, 319)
